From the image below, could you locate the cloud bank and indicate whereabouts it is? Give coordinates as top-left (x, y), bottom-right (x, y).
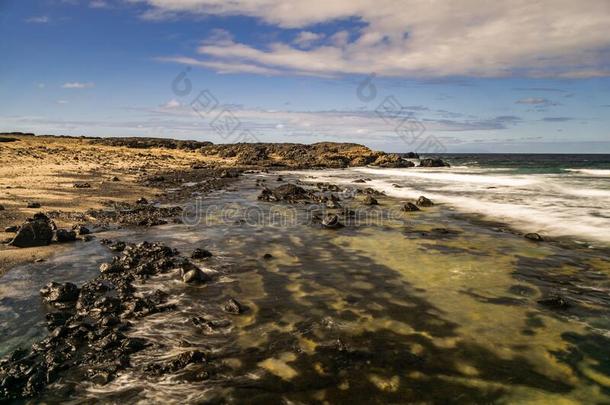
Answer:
top-left (139, 0), bottom-right (610, 78)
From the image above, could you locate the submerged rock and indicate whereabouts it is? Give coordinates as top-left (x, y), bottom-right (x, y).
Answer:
top-left (401, 202), bottom-right (420, 212)
top-left (9, 214), bottom-right (54, 248)
top-left (191, 248), bottom-right (213, 260)
top-left (416, 196), bottom-right (434, 207)
top-left (223, 298), bottom-right (246, 314)
top-left (538, 295), bottom-right (570, 310)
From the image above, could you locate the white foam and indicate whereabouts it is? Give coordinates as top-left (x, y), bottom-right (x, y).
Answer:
top-left (286, 167), bottom-right (610, 245)
top-left (565, 169), bottom-right (610, 177)
top-left (354, 167), bottom-right (535, 187)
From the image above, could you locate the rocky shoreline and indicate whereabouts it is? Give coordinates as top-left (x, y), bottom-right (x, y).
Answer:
top-left (0, 132), bottom-right (455, 401)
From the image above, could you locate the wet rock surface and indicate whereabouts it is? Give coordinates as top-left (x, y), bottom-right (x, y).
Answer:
top-left (416, 196), bottom-right (434, 207)
top-left (0, 241), bottom-right (216, 401)
top-left (258, 183), bottom-right (313, 203)
top-left (401, 202), bottom-right (420, 212)
top-left (55, 229), bottom-right (77, 243)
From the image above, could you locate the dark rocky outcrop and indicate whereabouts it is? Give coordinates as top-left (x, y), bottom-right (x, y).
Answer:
top-left (200, 142), bottom-right (406, 169)
top-left (0, 241), bottom-right (189, 401)
top-left (258, 184), bottom-right (311, 203)
top-left (372, 154), bottom-right (415, 168)
top-left (419, 158), bottom-right (450, 167)
top-left (92, 137), bottom-right (213, 151)
top-left (9, 213), bottom-right (54, 248)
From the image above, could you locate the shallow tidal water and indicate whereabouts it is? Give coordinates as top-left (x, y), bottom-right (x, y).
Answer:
top-left (1, 172), bottom-right (610, 404)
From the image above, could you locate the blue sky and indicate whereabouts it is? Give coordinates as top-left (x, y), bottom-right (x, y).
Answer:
top-left (1, 0), bottom-right (610, 152)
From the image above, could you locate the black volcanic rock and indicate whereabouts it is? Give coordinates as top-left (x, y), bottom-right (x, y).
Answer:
top-left (416, 196), bottom-right (434, 207)
top-left (9, 214), bottom-right (54, 247)
top-left (419, 158), bottom-right (450, 167)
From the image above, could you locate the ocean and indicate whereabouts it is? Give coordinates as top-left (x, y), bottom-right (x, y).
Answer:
top-left (292, 154), bottom-right (610, 246)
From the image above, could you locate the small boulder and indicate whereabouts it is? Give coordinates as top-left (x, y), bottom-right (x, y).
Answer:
top-left (0, 204), bottom-right (4, 210)
top-left (181, 265), bottom-right (211, 283)
top-left (263, 253), bottom-right (273, 260)
top-left (136, 197), bottom-right (148, 205)
top-left (55, 229), bottom-right (77, 243)
top-left (524, 233), bottom-right (544, 242)
top-left (9, 214), bottom-right (54, 247)
top-left (27, 202), bottom-right (41, 208)
top-left (401, 202), bottom-right (420, 212)
top-left (191, 248), bottom-right (213, 260)
top-left (223, 298), bottom-right (246, 314)
top-left (40, 282), bottom-right (79, 305)
top-left (416, 196), bottom-right (433, 207)
top-left (419, 158), bottom-right (450, 167)
top-left (110, 176), bottom-right (120, 182)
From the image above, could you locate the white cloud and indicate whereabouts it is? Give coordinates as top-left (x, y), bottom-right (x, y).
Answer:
top-left (293, 31), bottom-right (324, 48)
top-left (25, 16), bottom-right (50, 23)
top-left (62, 82), bottom-right (95, 89)
top-left (160, 99), bottom-right (181, 108)
top-left (142, 0), bottom-right (610, 78)
top-left (37, 83), bottom-right (46, 89)
top-left (89, 0), bottom-right (110, 8)
top-left (57, 100), bottom-right (69, 104)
